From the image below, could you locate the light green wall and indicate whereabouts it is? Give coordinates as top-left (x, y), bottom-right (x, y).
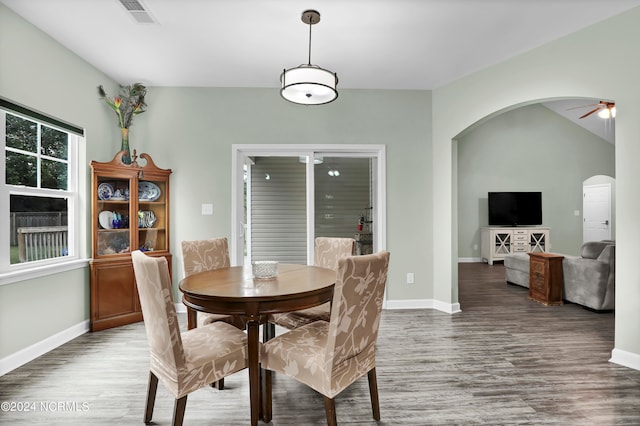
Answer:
top-left (134, 87), bottom-right (433, 302)
top-left (457, 104), bottom-right (615, 258)
top-left (433, 7), bottom-right (640, 359)
top-left (0, 268), bottom-right (89, 356)
top-left (1, 3), bottom-right (433, 360)
top-left (0, 3), bottom-right (117, 358)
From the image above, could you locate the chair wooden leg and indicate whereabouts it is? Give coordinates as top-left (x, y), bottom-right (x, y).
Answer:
top-left (187, 307), bottom-right (197, 330)
top-left (368, 368), bottom-right (381, 421)
top-left (323, 396), bottom-right (337, 426)
top-left (262, 369), bottom-right (273, 422)
top-left (263, 322), bottom-right (275, 343)
top-left (210, 377), bottom-right (224, 390)
top-left (144, 372), bottom-right (158, 424)
top-left (172, 395), bottom-right (187, 426)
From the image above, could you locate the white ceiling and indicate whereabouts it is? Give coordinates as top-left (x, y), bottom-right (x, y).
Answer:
top-left (4, 0), bottom-right (640, 90)
top-left (2, 0), bottom-right (633, 141)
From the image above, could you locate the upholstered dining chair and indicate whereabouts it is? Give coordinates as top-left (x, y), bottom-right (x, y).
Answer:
top-left (261, 251), bottom-right (390, 425)
top-left (131, 250), bottom-right (250, 426)
top-left (181, 238), bottom-right (246, 330)
top-left (181, 237), bottom-right (247, 390)
top-left (265, 237), bottom-right (355, 340)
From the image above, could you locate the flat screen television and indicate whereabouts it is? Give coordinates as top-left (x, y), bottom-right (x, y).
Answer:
top-left (488, 192), bottom-right (542, 226)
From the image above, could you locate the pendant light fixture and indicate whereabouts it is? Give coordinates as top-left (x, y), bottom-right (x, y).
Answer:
top-left (280, 10), bottom-right (338, 105)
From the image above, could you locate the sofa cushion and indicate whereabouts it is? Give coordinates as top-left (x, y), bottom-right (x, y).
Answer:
top-left (504, 253), bottom-right (529, 271)
top-left (580, 241), bottom-right (611, 259)
top-left (562, 256), bottom-right (612, 310)
top-left (504, 253), bottom-right (530, 288)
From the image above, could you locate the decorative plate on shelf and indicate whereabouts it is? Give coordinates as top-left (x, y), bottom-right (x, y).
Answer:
top-left (98, 183), bottom-right (114, 200)
top-left (98, 211), bottom-right (114, 229)
top-left (138, 210), bottom-right (157, 228)
top-left (138, 181), bottom-right (161, 201)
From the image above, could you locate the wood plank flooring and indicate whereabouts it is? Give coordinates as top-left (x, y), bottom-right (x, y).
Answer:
top-left (1, 262), bottom-right (639, 425)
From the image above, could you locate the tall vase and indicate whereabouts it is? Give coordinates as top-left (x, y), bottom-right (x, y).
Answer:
top-left (120, 128), bottom-right (132, 165)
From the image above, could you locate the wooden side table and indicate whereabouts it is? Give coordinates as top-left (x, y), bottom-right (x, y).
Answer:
top-left (528, 252), bottom-right (564, 306)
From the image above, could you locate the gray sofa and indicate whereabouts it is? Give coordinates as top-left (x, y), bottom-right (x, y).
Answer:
top-left (504, 241), bottom-right (615, 311)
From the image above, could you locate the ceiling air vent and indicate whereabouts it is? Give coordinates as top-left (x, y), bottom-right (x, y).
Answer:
top-left (118, 0), bottom-right (155, 24)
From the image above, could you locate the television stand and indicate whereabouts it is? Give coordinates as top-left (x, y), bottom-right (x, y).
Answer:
top-left (480, 226), bottom-right (550, 265)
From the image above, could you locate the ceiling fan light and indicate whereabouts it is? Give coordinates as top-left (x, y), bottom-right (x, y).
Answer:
top-left (598, 108), bottom-right (611, 119)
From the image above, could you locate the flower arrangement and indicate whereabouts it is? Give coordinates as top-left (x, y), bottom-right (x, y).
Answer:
top-left (98, 83), bottom-right (147, 129)
top-left (97, 83), bottom-right (147, 164)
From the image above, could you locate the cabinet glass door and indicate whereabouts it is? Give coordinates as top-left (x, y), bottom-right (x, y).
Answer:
top-left (494, 232), bottom-right (512, 255)
top-left (96, 177), bottom-right (132, 255)
top-left (530, 232), bottom-right (546, 252)
top-left (137, 179), bottom-right (167, 252)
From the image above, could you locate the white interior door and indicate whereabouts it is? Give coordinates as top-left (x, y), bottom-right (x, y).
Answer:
top-left (583, 183), bottom-right (611, 243)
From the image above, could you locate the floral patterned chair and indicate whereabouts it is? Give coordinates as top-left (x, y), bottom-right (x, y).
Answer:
top-left (181, 237), bottom-right (247, 390)
top-left (181, 238), bottom-right (246, 330)
top-left (260, 251), bottom-right (390, 425)
top-left (265, 237), bottom-right (355, 341)
top-left (131, 250), bottom-right (250, 426)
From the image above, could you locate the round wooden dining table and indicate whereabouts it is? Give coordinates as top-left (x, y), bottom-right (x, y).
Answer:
top-left (179, 263), bottom-right (336, 426)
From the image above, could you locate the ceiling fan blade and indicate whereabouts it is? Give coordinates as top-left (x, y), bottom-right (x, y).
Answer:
top-left (567, 103), bottom-right (601, 111)
top-left (579, 107), bottom-right (601, 119)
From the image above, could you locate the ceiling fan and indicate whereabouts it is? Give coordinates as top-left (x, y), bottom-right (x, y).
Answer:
top-left (569, 100), bottom-right (616, 119)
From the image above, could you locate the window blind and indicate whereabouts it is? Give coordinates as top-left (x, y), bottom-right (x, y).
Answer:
top-left (0, 97), bottom-right (84, 136)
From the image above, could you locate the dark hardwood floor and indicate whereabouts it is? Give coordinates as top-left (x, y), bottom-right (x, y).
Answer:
top-left (1, 262), bottom-right (639, 425)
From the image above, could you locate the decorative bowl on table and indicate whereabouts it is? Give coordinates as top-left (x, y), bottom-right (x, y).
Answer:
top-left (252, 261), bottom-right (278, 279)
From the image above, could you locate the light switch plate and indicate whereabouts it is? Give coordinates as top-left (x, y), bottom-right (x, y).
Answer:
top-left (202, 203), bottom-right (213, 215)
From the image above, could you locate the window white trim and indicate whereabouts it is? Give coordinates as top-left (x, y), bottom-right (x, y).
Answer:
top-left (0, 258), bottom-right (89, 286)
top-left (1, 109), bottom-right (84, 279)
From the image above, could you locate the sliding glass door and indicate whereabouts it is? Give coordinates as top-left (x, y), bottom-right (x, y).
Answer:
top-left (314, 156), bottom-right (374, 255)
top-left (231, 145), bottom-right (385, 266)
top-left (249, 156), bottom-right (307, 263)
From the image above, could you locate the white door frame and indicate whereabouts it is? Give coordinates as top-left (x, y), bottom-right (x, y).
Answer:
top-left (231, 144), bottom-right (386, 266)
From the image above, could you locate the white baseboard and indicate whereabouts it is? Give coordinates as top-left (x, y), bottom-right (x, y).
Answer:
top-left (0, 320), bottom-right (90, 376)
top-left (384, 299), bottom-right (432, 310)
top-left (458, 257), bottom-right (483, 263)
top-left (384, 298), bottom-right (461, 314)
top-left (433, 300), bottom-right (462, 314)
top-left (609, 348), bottom-right (640, 371)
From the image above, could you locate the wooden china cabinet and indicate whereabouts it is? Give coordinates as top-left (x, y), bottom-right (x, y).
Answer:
top-left (90, 151), bottom-right (172, 331)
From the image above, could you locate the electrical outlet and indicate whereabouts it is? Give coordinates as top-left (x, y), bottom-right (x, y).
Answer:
top-left (407, 272), bottom-right (414, 284)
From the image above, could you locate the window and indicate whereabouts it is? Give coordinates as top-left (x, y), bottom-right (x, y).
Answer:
top-left (1, 102), bottom-right (82, 276)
